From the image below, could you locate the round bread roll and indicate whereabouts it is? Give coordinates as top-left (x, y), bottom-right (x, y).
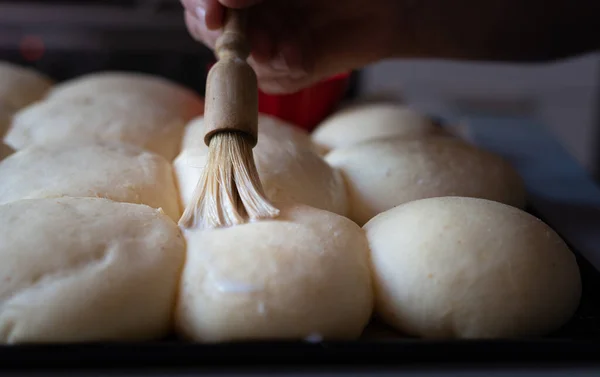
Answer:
top-left (326, 137), bottom-right (526, 225)
top-left (0, 142), bottom-right (12, 161)
top-left (182, 113), bottom-right (318, 154)
top-left (47, 71), bottom-right (203, 121)
top-left (0, 142), bottom-right (181, 220)
top-left (0, 197), bottom-right (186, 344)
top-left (175, 116), bottom-right (349, 216)
top-left (176, 203), bottom-right (373, 342)
top-left (312, 103), bottom-right (440, 154)
top-left (4, 93), bottom-right (199, 160)
top-left (0, 61), bottom-right (53, 112)
top-left (365, 197), bottom-right (582, 339)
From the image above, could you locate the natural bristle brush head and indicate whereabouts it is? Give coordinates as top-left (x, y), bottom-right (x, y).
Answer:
top-left (179, 132), bottom-right (280, 229)
top-left (178, 9), bottom-right (280, 230)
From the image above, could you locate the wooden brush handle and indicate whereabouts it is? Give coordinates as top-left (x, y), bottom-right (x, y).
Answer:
top-left (203, 9), bottom-right (259, 147)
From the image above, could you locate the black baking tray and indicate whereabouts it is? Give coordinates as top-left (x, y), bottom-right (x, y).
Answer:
top-left (1, 54), bottom-right (600, 372)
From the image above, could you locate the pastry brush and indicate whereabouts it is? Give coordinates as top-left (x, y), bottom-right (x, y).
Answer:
top-left (179, 9), bottom-right (279, 229)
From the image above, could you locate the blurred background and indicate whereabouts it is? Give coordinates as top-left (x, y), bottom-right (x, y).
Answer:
top-left (0, 0), bottom-right (598, 178)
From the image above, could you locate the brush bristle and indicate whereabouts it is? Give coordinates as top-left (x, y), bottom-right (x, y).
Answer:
top-left (179, 132), bottom-right (280, 229)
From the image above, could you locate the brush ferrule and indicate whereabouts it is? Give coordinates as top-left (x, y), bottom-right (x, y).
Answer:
top-left (203, 58), bottom-right (259, 146)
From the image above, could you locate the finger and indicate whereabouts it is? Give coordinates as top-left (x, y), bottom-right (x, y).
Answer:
top-left (184, 10), bottom-right (222, 49)
top-left (181, 0), bottom-right (224, 30)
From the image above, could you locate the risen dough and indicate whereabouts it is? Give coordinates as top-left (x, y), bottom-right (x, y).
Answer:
top-left (365, 197), bottom-right (582, 339)
top-left (0, 142), bottom-right (12, 161)
top-left (0, 142), bottom-right (181, 220)
top-left (176, 203), bottom-right (373, 342)
top-left (0, 61), bottom-right (53, 112)
top-left (47, 71), bottom-right (203, 121)
top-left (326, 137), bottom-right (526, 225)
top-left (312, 103), bottom-right (439, 154)
top-left (0, 197), bottom-right (186, 344)
top-left (175, 116), bottom-right (349, 216)
top-left (4, 93), bottom-right (200, 160)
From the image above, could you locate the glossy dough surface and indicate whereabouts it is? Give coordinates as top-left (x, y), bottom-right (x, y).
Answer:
top-left (176, 203), bottom-right (373, 342)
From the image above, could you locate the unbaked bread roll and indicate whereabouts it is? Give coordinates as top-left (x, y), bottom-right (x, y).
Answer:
top-left (176, 203), bottom-right (373, 342)
top-left (0, 61), bottom-right (53, 112)
top-left (175, 116), bottom-right (349, 216)
top-left (4, 93), bottom-right (199, 160)
top-left (47, 71), bottom-right (203, 121)
top-left (365, 197), bottom-right (582, 339)
top-left (0, 197), bottom-right (186, 344)
top-left (0, 142), bottom-right (181, 220)
top-left (326, 137), bottom-right (526, 225)
top-left (0, 142), bottom-right (12, 161)
top-left (312, 103), bottom-right (440, 154)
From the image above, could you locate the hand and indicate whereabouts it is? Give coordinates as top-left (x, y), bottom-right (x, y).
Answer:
top-left (181, 0), bottom-right (403, 94)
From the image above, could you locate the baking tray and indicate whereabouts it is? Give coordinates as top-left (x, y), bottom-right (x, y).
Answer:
top-left (1, 48), bottom-right (599, 370)
top-left (1, 113), bottom-right (600, 373)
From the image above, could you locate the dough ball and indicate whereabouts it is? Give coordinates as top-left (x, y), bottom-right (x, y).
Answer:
top-left (0, 197), bottom-right (186, 344)
top-left (175, 116), bottom-right (349, 216)
top-left (0, 61), bottom-right (53, 111)
top-left (0, 142), bottom-right (181, 221)
top-left (182, 113), bottom-right (317, 153)
top-left (4, 93), bottom-right (199, 160)
top-left (176, 203), bottom-right (373, 342)
top-left (326, 137), bottom-right (526, 225)
top-left (47, 71), bottom-right (203, 121)
top-left (365, 196), bottom-right (582, 339)
top-left (0, 142), bottom-right (12, 161)
top-left (312, 103), bottom-right (440, 154)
